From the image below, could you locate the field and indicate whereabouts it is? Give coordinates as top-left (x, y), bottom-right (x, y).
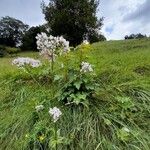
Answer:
top-left (0, 39), bottom-right (150, 149)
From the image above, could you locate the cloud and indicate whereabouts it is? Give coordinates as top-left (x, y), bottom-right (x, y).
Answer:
top-left (99, 0), bottom-right (150, 40)
top-left (123, 0), bottom-right (150, 23)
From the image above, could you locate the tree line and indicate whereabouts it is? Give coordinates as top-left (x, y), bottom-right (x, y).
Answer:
top-left (0, 0), bottom-right (149, 51)
top-left (125, 33), bottom-right (148, 40)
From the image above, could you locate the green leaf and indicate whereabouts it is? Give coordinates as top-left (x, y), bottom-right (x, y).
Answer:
top-left (74, 81), bottom-right (82, 90)
top-left (77, 93), bottom-right (87, 100)
top-left (116, 97), bottom-right (134, 110)
top-left (83, 78), bottom-right (88, 83)
top-left (69, 74), bottom-right (77, 82)
top-left (54, 75), bottom-right (63, 81)
top-left (85, 84), bottom-right (95, 90)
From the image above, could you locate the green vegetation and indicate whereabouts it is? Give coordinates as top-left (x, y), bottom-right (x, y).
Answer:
top-left (0, 45), bottom-right (21, 57)
top-left (0, 39), bottom-right (150, 149)
top-left (42, 0), bottom-right (105, 46)
top-left (0, 16), bottom-right (28, 47)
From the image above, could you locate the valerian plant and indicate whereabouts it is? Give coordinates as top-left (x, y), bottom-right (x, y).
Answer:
top-left (12, 57), bottom-right (42, 85)
top-left (12, 57), bottom-right (42, 68)
top-left (26, 106), bottom-right (64, 150)
top-left (36, 33), bottom-right (70, 71)
top-left (48, 107), bottom-right (64, 150)
top-left (11, 33), bottom-right (100, 149)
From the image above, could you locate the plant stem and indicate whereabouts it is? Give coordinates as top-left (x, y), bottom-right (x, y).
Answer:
top-left (55, 123), bottom-right (57, 150)
top-left (64, 54), bottom-right (68, 81)
top-left (25, 67), bottom-right (41, 87)
top-left (51, 51), bottom-right (54, 72)
top-left (79, 48), bottom-right (84, 71)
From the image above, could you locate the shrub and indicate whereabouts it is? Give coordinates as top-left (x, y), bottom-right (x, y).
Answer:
top-left (5, 47), bottom-right (20, 56)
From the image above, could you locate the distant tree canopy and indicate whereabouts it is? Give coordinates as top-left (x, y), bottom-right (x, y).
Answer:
top-left (125, 33), bottom-right (147, 40)
top-left (21, 25), bottom-right (47, 51)
top-left (0, 16), bottom-right (28, 47)
top-left (42, 0), bottom-right (105, 46)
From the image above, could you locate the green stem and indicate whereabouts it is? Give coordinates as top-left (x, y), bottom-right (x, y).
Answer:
top-left (79, 49), bottom-right (83, 70)
top-left (51, 51), bottom-right (54, 72)
top-left (55, 123), bottom-right (57, 150)
top-left (25, 67), bottom-right (41, 87)
top-left (64, 54), bottom-right (68, 81)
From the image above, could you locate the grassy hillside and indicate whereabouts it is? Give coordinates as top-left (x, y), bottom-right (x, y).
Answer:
top-left (0, 39), bottom-right (150, 149)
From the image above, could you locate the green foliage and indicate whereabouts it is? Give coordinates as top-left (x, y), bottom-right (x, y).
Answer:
top-left (21, 25), bottom-right (47, 51)
top-left (125, 33), bottom-right (147, 40)
top-left (5, 47), bottom-right (20, 56)
top-left (116, 96), bottom-right (134, 110)
top-left (42, 0), bottom-right (105, 46)
top-left (0, 16), bottom-right (28, 47)
top-left (56, 69), bottom-right (97, 106)
top-left (0, 45), bottom-right (20, 57)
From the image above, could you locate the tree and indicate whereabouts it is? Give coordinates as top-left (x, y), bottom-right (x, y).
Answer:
top-left (42, 0), bottom-right (105, 46)
top-left (125, 33), bottom-right (147, 40)
top-left (136, 33), bottom-right (147, 39)
top-left (21, 25), bottom-right (47, 51)
top-left (0, 16), bottom-right (28, 47)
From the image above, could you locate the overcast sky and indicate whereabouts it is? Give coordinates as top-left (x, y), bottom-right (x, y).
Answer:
top-left (0, 0), bottom-right (150, 40)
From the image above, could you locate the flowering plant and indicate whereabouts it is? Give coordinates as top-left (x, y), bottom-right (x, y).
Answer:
top-left (12, 57), bottom-right (42, 68)
top-left (49, 107), bottom-right (62, 123)
top-left (80, 61), bottom-right (93, 73)
top-left (36, 33), bottom-right (70, 62)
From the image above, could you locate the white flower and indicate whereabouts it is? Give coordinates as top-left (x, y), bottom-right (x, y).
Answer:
top-left (12, 57), bottom-right (42, 68)
top-left (49, 107), bottom-right (62, 122)
top-left (35, 105), bottom-right (44, 112)
top-left (83, 40), bottom-right (89, 45)
top-left (80, 62), bottom-right (93, 73)
top-left (36, 33), bottom-right (70, 61)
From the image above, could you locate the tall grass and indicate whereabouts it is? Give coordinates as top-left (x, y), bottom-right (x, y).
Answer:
top-left (0, 39), bottom-right (150, 149)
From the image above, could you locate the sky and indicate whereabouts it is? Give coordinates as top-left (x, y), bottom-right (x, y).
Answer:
top-left (0, 0), bottom-right (150, 40)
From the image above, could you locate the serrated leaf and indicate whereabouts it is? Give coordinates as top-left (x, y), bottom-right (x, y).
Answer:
top-left (77, 93), bottom-right (87, 100)
top-left (74, 81), bottom-right (82, 90)
top-left (54, 75), bottom-right (62, 81)
top-left (85, 84), bottom-right (95, 90)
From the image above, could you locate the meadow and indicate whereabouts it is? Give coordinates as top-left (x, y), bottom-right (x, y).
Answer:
top-left (0, 39), bottom-right (150, 149)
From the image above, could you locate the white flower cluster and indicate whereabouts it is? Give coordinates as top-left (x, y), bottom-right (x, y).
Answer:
top-left (35, 105), bottom-right (44, 112)
top-left (36, 32), bottom-right (70, 61)
top-left (83, 40), bottom-right (89, 45)
top-left (12, 57), bottom-right (42, 68)
top-left (49, 107), bottom-right (62, 123)
top-left (80, 62), bottom-right (93, 73)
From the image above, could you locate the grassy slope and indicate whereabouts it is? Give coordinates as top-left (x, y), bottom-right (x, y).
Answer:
top-left (0, 39), bottom-right (150, 87)
top-left (91, 39), bottom-right (150, 90)
top-left (0, 39), bottom-right (150, 150)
